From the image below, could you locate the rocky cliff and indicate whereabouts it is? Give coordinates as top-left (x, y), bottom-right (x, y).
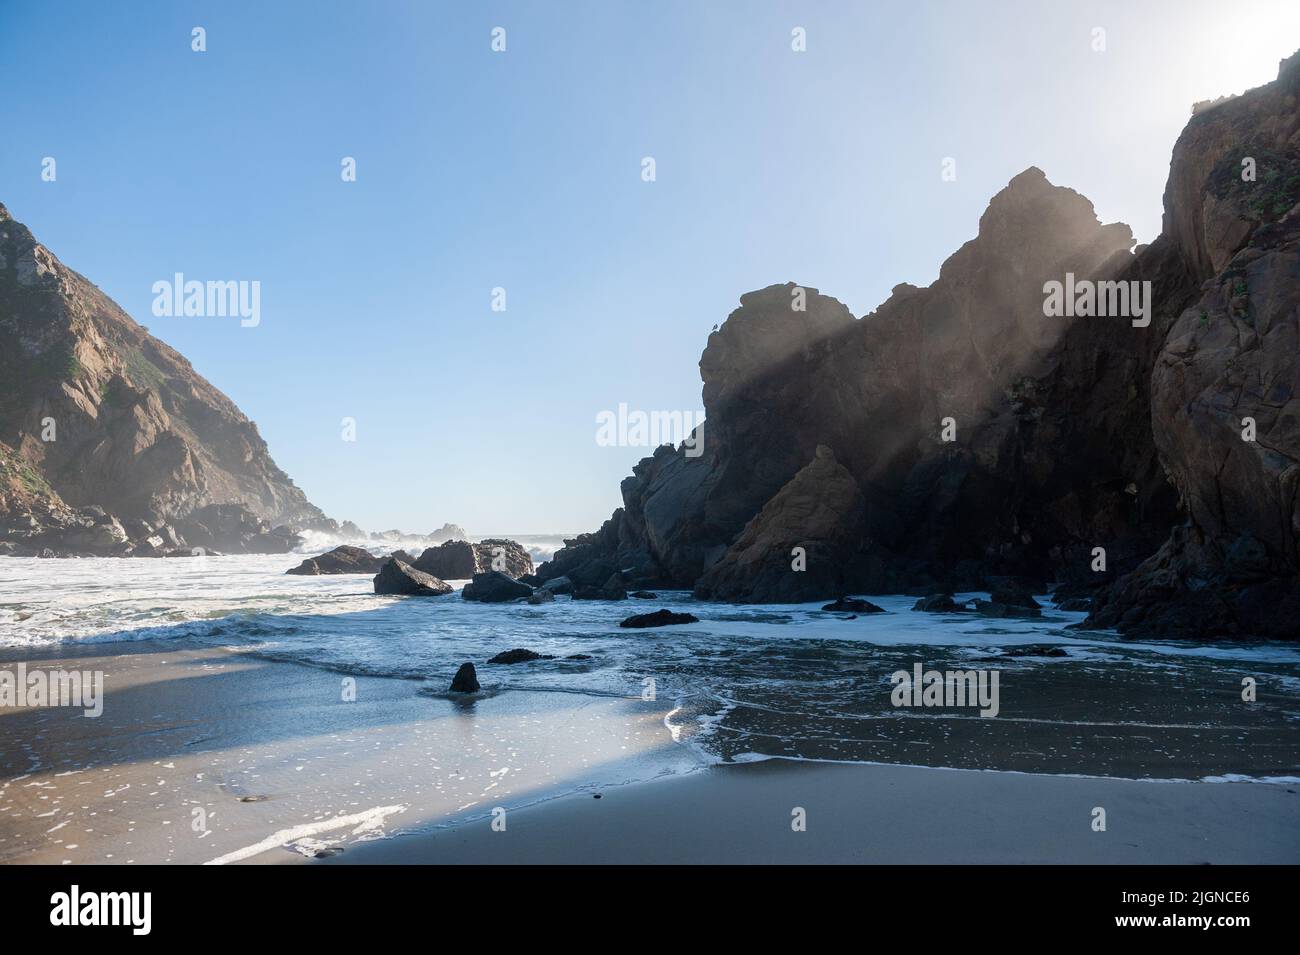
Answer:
top-left (541, 51), bottom-right (1300, 639)
top-left (0, 202), bottom-right (330, 555)
top-left (1087, 52), bottom-right (1300, 638)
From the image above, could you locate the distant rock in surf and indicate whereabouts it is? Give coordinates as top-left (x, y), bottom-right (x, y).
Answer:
top-left (487, 648), bottom-right (552, 664)
top-left (412, 538), bottom-right (534, 580)
top-left (461, 571), bottom-right (532, 602)
top-left (287, 545), bottom-right (383, 575)
top-left (373, 558), bottom-right (453, 596)
top-left (912, 594), bottom-right (968, 613)
top-left (412, 540), bottom-right (477, 579)
top-left (619, 609), bottom-right (700, 628)
top-left (822, 596), bottom-right (885, 613)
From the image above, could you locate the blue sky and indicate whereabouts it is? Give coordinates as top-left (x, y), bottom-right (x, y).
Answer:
top-left (3, 1), bottom-right (1297, 534)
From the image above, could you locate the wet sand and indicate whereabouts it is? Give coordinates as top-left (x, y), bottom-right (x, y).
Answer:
top-left (2, 641), bottom-right (1298, 865)
top-left (320, 758), bottom-right (1300, 865)
top-left (0, 641), bottom-right (696, 864)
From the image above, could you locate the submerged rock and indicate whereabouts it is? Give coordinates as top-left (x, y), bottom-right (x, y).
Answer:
top-left (372, 558), bottom-right (453, 596)
top-left (822, 596), bottom-right (886, 613)
top-left (619, 609), bottom-right (700, 628)
top-left (450, 662), bottom-right (480, 692)
top-left (526, 589), bottom-right (555, 604)
top-left (487, 648), bottom-right (552, 664)
top-left (988, 585), bottom-right (1042, 610)
top-left (974, 599), bottom-right (1042, 618)
top-left (462, 571), bottom-right (533, 602)
top-left (911, 594), bottom-right (968, 613)
top-left (999, 644), bottom-right (1069, 658)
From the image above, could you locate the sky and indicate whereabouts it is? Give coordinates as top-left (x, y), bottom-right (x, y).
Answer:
top-left (2, 1), bottom-right (1298, 535)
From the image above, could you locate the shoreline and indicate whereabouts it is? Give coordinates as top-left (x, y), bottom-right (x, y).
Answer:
top-left (0, 640), bottom-right (701, 864)
top-left (2, 639), bottom-right (1298, 864)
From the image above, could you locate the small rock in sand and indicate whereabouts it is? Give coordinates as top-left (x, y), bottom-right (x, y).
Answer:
top-left (450, 662), bottom-right (480, 692)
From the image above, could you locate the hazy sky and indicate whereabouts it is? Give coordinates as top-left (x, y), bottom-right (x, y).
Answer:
top-left (3, 1), bottom-right (1297, 534)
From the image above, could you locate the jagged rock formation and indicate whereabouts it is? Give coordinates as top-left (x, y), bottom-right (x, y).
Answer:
top-left (0, 202), bottom-right (329, 555)
top-left (541, 51), bottom-right (1300, 639)
top-left (541, 168), bottom-right (1153, 598)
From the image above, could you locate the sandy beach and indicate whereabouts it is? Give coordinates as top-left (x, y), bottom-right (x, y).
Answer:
top-left (0, 641), bottom-right (698, 865)
top-left (3, 640), bottom-right (1297, 866)
top-left (321, 759), bottom-right (1300, 865)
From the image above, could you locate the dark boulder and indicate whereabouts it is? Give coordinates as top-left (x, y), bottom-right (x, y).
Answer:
top-left (988, 585), bottom-right (1042, 610)
top-left (413, 539), bottom-right (535, 580)
top-left (462, 571), bottom-right (533, 603)
top-left (911, 593), bottom-right (969, 613)
top-left (619, 609), bottom-right (700, 628)
top-left (822, 597), bottom-right (886, 613)
top-left (450, 663), bottom-right (480, 693)
top-left (487, 648), bottom-right (552, 664)
top-left (372, 558), bottom-right (453, 596)
top-left (286, 545), bottom-right (383, 576)
top-left (541, 575), bottom-right (574, 595)
top-left (411, 540), bottom-right (477, 579)
top-left (630, 591), bottom-right (659, 599)
top-left (974, 599), bottom-right (1042, 618)
top-left (475, 539), bottom-right (534, 579)
top-left (526, 589), bottom-right (555, 604)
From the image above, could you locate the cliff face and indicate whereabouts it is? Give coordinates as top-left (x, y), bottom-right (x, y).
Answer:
top-left (543, 51), bottom-right (1300, 639)
top-left (0, 202), bottom-right (329, 555)
top-left (544, 168), bottom-right (1163, 597)
top-left (1087, 52), bottom-right (1300, 638)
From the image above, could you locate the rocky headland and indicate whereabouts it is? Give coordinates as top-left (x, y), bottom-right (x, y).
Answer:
top-left (537, 52), bottom-right (1300, 640)
top-left (0, 202), bottom-right (331, 557)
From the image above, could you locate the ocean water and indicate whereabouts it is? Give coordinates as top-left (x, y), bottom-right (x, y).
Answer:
top-left (2, 552), bottom-right (1299, 780)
